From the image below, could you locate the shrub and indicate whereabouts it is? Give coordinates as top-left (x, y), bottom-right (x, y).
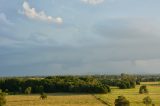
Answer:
top-left (118, 82), bottom-right (127, 89)
top-left (24, 87), bottom-right (32, 94)
top-left (129, 81), bottom-right (135, 88)
top-left (139, 85), bottom-right (148, 94)
top-left (143, 96), bottom-right (152, 106)
top-left (0, 90), bottom-right (6, 106)
top-left (40, 92), bottom-right (47, 100)
top-left (136, 80), bottom-right (140, 85)
top-left (115, 96), bottom-right (130, 106)
top-left (105, 85), bottom-right (111, 93)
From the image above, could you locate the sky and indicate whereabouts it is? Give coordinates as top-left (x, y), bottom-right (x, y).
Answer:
top-left (1, 0), bottom-right (160, 76)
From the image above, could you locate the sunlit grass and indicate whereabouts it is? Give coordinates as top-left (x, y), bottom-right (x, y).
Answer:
top-left (6, 93), bottom-right (105, 106)
top-left (96, 82), bottom-right (160, 106)
top-left (5, 82), bottom-right (160, 106)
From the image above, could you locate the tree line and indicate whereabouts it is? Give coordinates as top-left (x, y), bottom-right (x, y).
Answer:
top-left (0, 74), bottom-right (142, 94)
top-left (99, 73), bottom-right (136, 89)
top-left (0, 76), bottom-right (111, 94)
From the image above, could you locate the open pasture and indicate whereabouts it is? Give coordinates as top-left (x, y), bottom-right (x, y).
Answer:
top-left (4, 82), bottom-right (160, 106)
top-left (96, 82), bottom-right (160, 106)
top-left (6, 93), bottom-right (105, 106)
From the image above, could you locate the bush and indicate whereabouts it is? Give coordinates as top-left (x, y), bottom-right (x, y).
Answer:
top-left (129, 81), bottom-right (135, 88)
top-left (40, 92), bottom-right (47, 100)
top-left (115, 96), bottom-right (130, 106)
top-left (139, 85), bottom-right (148, 94)
top-left (136, 80), bottom-right (140, 85)
top-left (105, 85), bottom-right (111, 93)
top-left (24, 87), bottom-right (32, 94)
top-left (118, 82), bottom-right (127, 89)
top-left (143, 96), bottom-right (152, 106)
top-left (0, 90), bottom-right (6, 106)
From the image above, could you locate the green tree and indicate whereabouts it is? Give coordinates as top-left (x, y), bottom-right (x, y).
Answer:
top-left (118, 81), bottom-right (128, 89)
top-left (139, 85), bottom-right (148, 94)
top-left (120, 73), bottom-right (136, 88)
top-left (143, 96), bottom-right (152, 106)
top-left (24, 87), bottom-right (32, 94)
top-left (115, 96), bottom-right (130, 106)
top-left (35, 86), bottom-right (44, 93)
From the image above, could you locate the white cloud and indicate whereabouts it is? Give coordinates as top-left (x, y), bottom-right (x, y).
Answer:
top-left (0, 13), bottom-right (13, 25)
top-left (81, 0), bottom-right (104, 5)
top-left (22, 1), bottom-right (63, 24)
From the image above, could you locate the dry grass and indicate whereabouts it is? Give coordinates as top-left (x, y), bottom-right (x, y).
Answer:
top-left (6, 93), bottom-right (105, 106)
top-left (96, 82), bottom-right (160, 106)
top-left (5, 82), bottom-right (160, 106)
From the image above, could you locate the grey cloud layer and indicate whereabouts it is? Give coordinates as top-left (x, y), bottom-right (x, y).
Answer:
top-left (95, 18), bottom-right (160, 39)
top-left (1, 17), bottom-right (160, 75)
top-left (1, 0), bottom-right (160, 76)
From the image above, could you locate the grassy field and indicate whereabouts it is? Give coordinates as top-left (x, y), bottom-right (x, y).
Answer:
top-left (6, 93), bottom-right (105, 106)
top-left (96, 82), bottom-right (160, 106)
top-left (5, 82), bottom-right (160, 106)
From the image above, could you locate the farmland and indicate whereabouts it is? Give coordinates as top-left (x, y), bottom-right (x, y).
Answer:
top-left (6, 93), bottom-right (105, 106)
top-left (96, 82), bottom-right (160, 106)
top-left (4, 82), bottom-right (160, 106)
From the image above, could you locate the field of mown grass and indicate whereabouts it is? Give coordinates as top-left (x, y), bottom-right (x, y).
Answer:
top-left (96, 82), bottom-right (160, 106)
top-left (5, 82), bottom-right (160, 106)
top-left (6, 93), bottom-right (106, 106)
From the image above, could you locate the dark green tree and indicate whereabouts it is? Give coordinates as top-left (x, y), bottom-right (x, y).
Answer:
top-left (35, 86), bottom-right (44, 93)
top-left (136, 80), bottom-right (140, 85)
top-left (139, 85), bottom-right (148, 94)
top-left (40, 92), bottom-right (47, 100)
top-left (115, 96), bottom-right (130, 106)
top-left (143, 96), bottom-right (152, 106)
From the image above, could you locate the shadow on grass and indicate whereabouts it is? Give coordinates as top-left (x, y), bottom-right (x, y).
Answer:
top-left (8, 99), bottom-right (37, 103)
top-left (47, 93), bottom-right (95, 96)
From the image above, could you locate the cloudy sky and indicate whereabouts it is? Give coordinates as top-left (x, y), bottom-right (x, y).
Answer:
top-left (0, 0), bottom-right (160, 76)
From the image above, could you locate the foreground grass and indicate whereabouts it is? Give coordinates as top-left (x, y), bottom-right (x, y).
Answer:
top-left (6, 93), bottom-right (105, 106)
top-left (96, 82), bottom-right (160, 106)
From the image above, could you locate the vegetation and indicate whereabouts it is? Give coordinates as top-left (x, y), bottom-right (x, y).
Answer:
top-left (0, 90), bottom-right (6, 106)
top-left (6, 94), bottom-right (106, 106)
top-left (0, 76), bottom-right (111, 94)
top-left (143, 96), bottom-right (152, 106)
top-left (98, 73), bottom-right (136, 89)
top-left (115, 96), bottom-right (130, 106)
top-left (3, 82), bottom-right (160, 106)
top-left (139, 85), bottom-right (148, 94)
top-left (1, 74), bottom-right (160, 94)
top-left (1, 74), bottom-right (160, 105)
top-left (96, 82), bottom-right (160, 106)
top-left (24, 87), bottom-right (32, 94)
top-left (40, 92), bottom-right (47, 100)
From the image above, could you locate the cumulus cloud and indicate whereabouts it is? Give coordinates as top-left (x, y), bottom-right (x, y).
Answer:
top-left (0, 13), bottom-right (13, 25)
top-left (81, 0), bottom-right (104, 5)
top-left (22, 1), bottom-right (63, 24)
